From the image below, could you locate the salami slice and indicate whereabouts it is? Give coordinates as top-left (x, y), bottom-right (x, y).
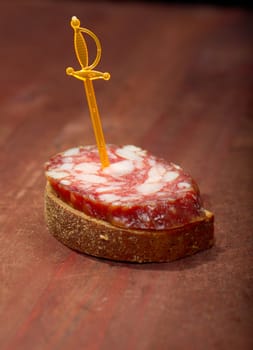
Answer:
top-left (45, 145), bottom-right (205, 230)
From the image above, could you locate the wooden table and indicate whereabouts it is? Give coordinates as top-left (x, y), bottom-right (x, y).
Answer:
top-left (1, 1), bottom-right (252, 349)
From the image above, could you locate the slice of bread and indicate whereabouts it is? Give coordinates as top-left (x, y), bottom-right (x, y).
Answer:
top-left (45, 182), bottom-right (214, 263)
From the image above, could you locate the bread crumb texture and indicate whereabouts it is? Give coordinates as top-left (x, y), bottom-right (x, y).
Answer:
top-left (45, 183), bottom-right (214, 263)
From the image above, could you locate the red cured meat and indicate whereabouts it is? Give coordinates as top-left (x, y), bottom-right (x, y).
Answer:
top-left (45, 145), bottom-right (205, 230)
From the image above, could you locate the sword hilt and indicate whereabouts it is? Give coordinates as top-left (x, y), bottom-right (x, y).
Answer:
top-left (70, 16), bottom-right (102, 71)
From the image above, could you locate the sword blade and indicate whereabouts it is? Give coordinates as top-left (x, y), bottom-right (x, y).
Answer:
top-left (83, 79), bottom-right (110, 168)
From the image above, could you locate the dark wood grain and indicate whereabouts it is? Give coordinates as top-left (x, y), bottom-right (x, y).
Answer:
top-left (0, 1), bottom-right (252, 350)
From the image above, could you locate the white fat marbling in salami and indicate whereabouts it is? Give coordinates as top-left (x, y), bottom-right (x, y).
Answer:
top-left (45, 145), bottom-right (205, 230)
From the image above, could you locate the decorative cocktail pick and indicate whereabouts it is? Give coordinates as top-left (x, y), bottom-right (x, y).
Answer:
top-left (66, 16), bottom-right (110, 168)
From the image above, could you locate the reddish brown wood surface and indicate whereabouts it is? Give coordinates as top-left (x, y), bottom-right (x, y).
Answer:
top-left (1, 1), bottom-right (252, 349)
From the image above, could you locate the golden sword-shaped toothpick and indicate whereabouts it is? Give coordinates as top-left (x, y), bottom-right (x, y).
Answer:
top-left (66, 16), bottom-right (110, 168)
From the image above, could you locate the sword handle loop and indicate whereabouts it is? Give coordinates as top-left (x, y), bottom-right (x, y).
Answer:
top-left (71, 16), bottom-right (101, 71)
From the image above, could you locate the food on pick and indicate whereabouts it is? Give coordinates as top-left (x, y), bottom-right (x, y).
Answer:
top-left (45, 145), bottom-right (214, 262)
top-left (45, 17), bottom-right (214, 263)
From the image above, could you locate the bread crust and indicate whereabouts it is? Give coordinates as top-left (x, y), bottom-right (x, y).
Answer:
top-left (45, 183), bottom-right (214, 263)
